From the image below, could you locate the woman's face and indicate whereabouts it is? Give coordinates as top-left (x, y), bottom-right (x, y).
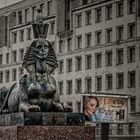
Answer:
top-left (84, 98), bottom-right (97, 116)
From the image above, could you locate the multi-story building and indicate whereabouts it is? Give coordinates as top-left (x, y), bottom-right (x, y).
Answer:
top-left (0, 0), bottom-right (140, 139)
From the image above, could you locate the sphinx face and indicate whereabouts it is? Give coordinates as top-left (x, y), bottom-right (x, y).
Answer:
top-left (36, 40), bottom-right (49, 59)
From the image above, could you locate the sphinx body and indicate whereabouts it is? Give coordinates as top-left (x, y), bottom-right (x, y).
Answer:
top-left (0, 39), bottom-right (69, 113)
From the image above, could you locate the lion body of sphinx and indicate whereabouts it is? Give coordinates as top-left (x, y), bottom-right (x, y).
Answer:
top-left (0, 73), bottom-right (63, 113)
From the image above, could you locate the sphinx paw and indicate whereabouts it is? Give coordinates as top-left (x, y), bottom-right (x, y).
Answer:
top-left (27, 105), bottom-right (40, 112)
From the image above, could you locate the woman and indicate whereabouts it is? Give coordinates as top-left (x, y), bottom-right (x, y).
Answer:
top-left (83, 96), bottom-right (99, 122)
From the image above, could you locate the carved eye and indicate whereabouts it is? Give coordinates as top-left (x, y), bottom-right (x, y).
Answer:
top-left (37, 45), bottom-right (42, 50)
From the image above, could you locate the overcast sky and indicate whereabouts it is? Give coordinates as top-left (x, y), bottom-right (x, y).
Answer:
top-left (0, 0), bottom-right (23, 9)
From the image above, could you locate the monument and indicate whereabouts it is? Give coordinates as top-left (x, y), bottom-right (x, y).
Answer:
top-left (0, 9), bottom-right (95, 140)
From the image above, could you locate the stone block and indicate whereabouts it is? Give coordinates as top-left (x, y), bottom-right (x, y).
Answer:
top-left (66, 113), bottom-right (85, 126)
top-left (43, 113), bottom-right (66, 125)
top-left (0, 126), bottom-right (95, 140)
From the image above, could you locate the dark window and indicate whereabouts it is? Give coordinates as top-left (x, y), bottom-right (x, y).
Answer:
top-left (116, 49), bottom-right (123, 65)
top-left (128, 23), bottom-right (135, 39)
top-left (58, 81), bottom-right (63, 95)
top-left (106, 51), bottom-right (112, 66)
top-left (128, 71), bottom-right (136, 88)
top-left (5, 70), bottom-right (10, 82)
top-left (85, 33), bottom-right (92, 48)
top-left (85, 77), bottom-right (92, 92)
top-left (96, 76), bottom-right (102, 91)
top-left (106, 74), bottom-right (113, 90)
top-left (129, 123), bottom-right (135, 135)
top-left (66, 58), bottom-right (72, 72)
top-left (95, 53), bottom-right (102, 68)
top-left (75, 79), bottom-right (82, 93)
top-left (128, 46), bottom-right (135, 63)
top-left (117, 124), bottom-right (123, 135)
top-left (58, 60), bottom-right (63, 74)
top-left (85, 54), bottom-right (92, 69)
top-left (0, 71), bottom-right (3, 83)
top-left (12, 69), bottom-right (17, 81)
top-left (95, 7), bottom-right (102, 23)
top-left (67, 80), bottom-right (72, 94)
top-left (67, 38), bottom-right (72, 52)
top-left (130, 98), bottom-right (136, 112)
top-left (128, 0), bottom-right (135, 14)
top-left (117, 25), bottom-right (123, 41)
top-left (116, 73), bottom-right (124, 89)
top-left (95, 31), bottom-right (102, 45)
top-left (26, 28), bottom-right (31, 40)
top-left (18, 11), bottom-right (22, 24)
top-left (85, 10), bottom-right (91, 25)
top-left (6, 53), bottom-right (9, 64)
top-left (47, 1), bottom-right (52, 16)
top-left (106, 28), bottom-right (112, 43)
top-left (59, 40), bottom-right (63, 53)
top-left (106, 5), bottom-right (112, 20)
top-left (75, 56), bottom-right (82, 71)
top-left (0, 54), bottom-right (2, 65)
top-left (25, 8), bottom-right (30, 23)
top-left (76, 35), bottom-right (82, 49)
top-left (76, 14), bottom-right (82, 27)
top-left (117, 1), bottom-right (123, 17)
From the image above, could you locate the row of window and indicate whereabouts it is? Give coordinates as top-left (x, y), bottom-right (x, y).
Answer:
top-left (59, 23), bottom-right (136, 53)
top-left (58, 70), bottom-right (137, 97)
top-left (12, 21), bottom-right (55, 44)
top-left (96, 123), bottom-right (135, 135)
top-left (76, 0), bottom-right (135, 27)
top-left (15, 1), bottom-right (52, 25)
top-left (58, 45), bottom-right (138, 73)
top-left (0, 68), bottom-right (24, 83)
top-left (0, 48), bottom-right (25, 65)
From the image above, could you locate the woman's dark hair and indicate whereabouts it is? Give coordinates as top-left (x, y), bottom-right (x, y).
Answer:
top-left (83, 96), bottom-right (99, 109)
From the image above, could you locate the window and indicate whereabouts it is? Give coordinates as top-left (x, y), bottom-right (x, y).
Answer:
top-left (19, 68), bottom-right (24, 77)
top-left (67, 80), bottom-right (72, 94)
top-left (117, 124), bottom-right (123, 135)
top-left (58, 60), bottom-right (63, 74)
top-left (85, 33), bottom-right (92, 48)
top-left (47, 1), bottom-right (52, 16)
top-left (96, 76), bottom-right (102, 91)
top-left (130, 98), bottom-right (136, 112)
top-left (5, 70), bottom-right (10, 82)
top-left (19, 49), bottom-right (24, 61)
top-left (59, 40), bottom-right (63, 53)
top-left (66, 58), bottom-right (72, 72)
top-left (105, 51), bottom-right (112, 66)
top-left (40, 3), bottom-right (45, 16)
top-left (128, 71), bottom-right (136, 88)
top-left (106, 4), bottom-right (112, 20)
top-left (95, 30), bottom-right (102, 45)
top-left (117, 1), bottom-right (123, 17)
top-left (25, 8), bottom-right (30, 23)
top-left (85, 77), bottom-right (92, 92)
top-left (76, 102), bottom-right (81, 113)
top-left (0, 54), bottom-right (2, 65)
top-left (85, 10), bottom-right (91, 25)
top-left (116, 25), bottom-right (123, 41)
top-left (58, 81), bottom-right (63, 95)
top-left (116, 49), bottom-right (123, 65)
top-left (12, 32), bottom-right (17, 43)
top-left (116, 73), bottom-right (124, 89)
top-left (75, 79), bottom-right (82, 93)
top-left (85, 54), bottom-right (92, 69)
top-left (12, 50), bottom-right (17, 63)
top-left (0, 71), bottom-right (3, 83)
top-left (76, 13), bottom-right (82, 27)
top-left (106, 28), bottom-right (112, 43)
top-left (6, 53), bottom-right (9, 64)
top-left (75, 56), bottom-right (82, 71)
top-left (32, 6), bottom-right (37, 20)
top-left (128, 23), bottom-right (135, 39)
top-left (129, 123), bottom-right (135, 135)
top-left (95, 53), bottom-right (102, 68)
top-left (50, 21), bottom-right (55, 35)
top-left (67, 38), bottom-right (72, 52)
top-left (106, 74), bottom-right (113, 90)
top-left (76, 35), bottom-right (82, 49)
top-left (128, 46), bottom-right (135, 63)
top-left (128, 0), bottom-right (135, 14)
top-left (95, 7), bottom-right (102, 23)
top-left (12, 69), bottom-right (17, 81)
top-left (26, 28), bottom-right (31, 40)
top-left (18, 11), bottom-right (22, 24)
top-left (19, 30), bottom-right (24, 42)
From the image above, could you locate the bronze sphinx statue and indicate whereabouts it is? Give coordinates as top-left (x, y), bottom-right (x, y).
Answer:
top-left (0, 9), bottom-right (71, 113)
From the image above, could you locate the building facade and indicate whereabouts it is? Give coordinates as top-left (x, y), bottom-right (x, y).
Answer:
top-left (0, 0), bottom-right (140, 139)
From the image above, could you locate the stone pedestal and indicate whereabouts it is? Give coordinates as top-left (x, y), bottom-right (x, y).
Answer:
top-left (0, 126), bottom-right (95, 140)
top-left (0, 113), bottom-right (95, 140)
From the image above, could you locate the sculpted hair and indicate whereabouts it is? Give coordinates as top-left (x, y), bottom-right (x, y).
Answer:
top-left (22, 40), bottom-right (58, 73)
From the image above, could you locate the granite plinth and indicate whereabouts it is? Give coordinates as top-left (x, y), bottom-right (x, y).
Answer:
top-left (0, 112), bottom-right (85, 126)
top-left (0, 126), bottom-right (95, 140)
